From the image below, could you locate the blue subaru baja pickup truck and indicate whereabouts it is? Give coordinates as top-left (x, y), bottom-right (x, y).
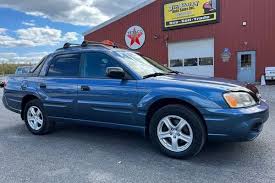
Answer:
top-left (2, 41), bottom-right (269, 158)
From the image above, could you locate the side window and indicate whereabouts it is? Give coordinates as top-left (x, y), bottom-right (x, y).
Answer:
top-left (47, 54), bottom-right (80, 77)
top-left (82, 52), bottom-right (120, 78)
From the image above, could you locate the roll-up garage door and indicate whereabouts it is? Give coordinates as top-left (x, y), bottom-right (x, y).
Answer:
top-left (168, 38), bottom-right (214, 77)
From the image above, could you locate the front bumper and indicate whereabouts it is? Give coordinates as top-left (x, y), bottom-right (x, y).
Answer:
top-left (202, 100), bottom-right (269, 141)
top-left (265, 76), bottom-right (275, 80)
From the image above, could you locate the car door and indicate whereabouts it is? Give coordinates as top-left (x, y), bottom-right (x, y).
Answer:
top-left (38, 53), bottom-right (80, 119)
top-left (77, 52), bottom-right (138, 127)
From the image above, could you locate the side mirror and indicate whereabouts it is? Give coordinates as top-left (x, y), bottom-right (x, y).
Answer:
top-left (106, 67), bottom-right (125, 79)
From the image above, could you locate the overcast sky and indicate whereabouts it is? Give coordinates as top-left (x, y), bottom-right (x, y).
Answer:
top-left (0, 0), bottom-right (147, 63)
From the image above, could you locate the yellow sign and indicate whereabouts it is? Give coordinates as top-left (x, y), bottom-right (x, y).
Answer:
top-left (163, 0), bottom-right (219, 30)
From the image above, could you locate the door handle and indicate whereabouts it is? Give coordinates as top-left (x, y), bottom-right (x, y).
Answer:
top-left (21, 81), bottom-right (28, 90)
top-left (80, 86), bottom-right (90, 91)
top-left (40, 83), bottom-right (47, 88)
top-left (21, 84), bottom-right (27, 90)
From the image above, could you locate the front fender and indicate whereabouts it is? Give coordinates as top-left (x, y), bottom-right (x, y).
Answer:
top-left (137, 87), bottom-right (222, 113)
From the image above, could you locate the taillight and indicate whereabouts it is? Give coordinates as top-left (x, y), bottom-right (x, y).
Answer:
top-left (3, 79), bottom-right (8, 88)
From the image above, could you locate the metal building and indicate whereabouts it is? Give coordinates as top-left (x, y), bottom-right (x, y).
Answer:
top-left (84, 0), bottom-right (275, 82)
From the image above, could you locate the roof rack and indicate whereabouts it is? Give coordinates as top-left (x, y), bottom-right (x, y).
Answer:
top-left (81, 40), bottom-right (118, 48)
top-left (56, 40), bottom-right (119, 51)
top-left (63, 43), bottom-right (81, 49)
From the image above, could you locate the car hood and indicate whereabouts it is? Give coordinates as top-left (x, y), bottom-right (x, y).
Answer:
top-left (147, 74), bottom-right (250, 92)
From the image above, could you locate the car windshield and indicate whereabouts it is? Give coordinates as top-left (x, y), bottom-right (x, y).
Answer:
top-left (114, 51), bottom-right (170, 78)
top-left (15, 67), bottom-right (32, 74)
top-left (21, 67), bottom-right (31, 73)
top-left (142, 56), bottom-right (172, 73)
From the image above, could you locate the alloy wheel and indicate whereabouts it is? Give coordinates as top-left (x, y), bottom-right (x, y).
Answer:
top-left (27, 106), bottom-right (43, 131)
top-left (157, 115), bottom-right (193, 152)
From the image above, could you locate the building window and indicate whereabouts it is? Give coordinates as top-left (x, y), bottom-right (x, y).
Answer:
top-left (170, 57), bottom-right (214, 67)
top-left (199, 57), bottom-right (214, 66)
top-left (184, 58), bottom-right (198, 66)
top-left (241, 54), bottom-right (252, 68)
top-left (170, 59), bottom-right (183, 67)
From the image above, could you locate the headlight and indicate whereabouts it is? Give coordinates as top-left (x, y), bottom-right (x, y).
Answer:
top-left (223, 92), bottom-right (256, 108)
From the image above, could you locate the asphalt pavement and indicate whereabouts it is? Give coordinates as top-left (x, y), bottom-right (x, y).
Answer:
top-left (0, 88), bottom-right (274, 183)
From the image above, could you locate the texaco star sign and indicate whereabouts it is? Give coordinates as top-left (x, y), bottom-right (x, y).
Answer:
top-left (125, 25), bottom-right (145, 50)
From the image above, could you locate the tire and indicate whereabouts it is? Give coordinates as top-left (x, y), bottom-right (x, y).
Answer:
top-left (24, 99), bottom-right (55, 135)
top-left (149, 104), bottom-right (206, 159)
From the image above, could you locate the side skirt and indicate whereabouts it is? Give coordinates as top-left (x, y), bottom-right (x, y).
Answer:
top-left (48, 116), bottom-right (145, 135)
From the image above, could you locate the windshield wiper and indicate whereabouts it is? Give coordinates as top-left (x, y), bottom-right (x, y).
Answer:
top-left (169, 71), bottom-right (180, 74)
top-left (143, 73), bottom-right (169, 79)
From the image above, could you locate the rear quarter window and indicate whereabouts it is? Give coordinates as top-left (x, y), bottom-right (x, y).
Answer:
top-left (47, 54), bottom-right (81, 77)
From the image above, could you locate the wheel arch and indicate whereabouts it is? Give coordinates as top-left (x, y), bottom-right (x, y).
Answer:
top-left (145, 98), bottom-right (207, 137)
top-left (21, 94), bottom-right (40, 120)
